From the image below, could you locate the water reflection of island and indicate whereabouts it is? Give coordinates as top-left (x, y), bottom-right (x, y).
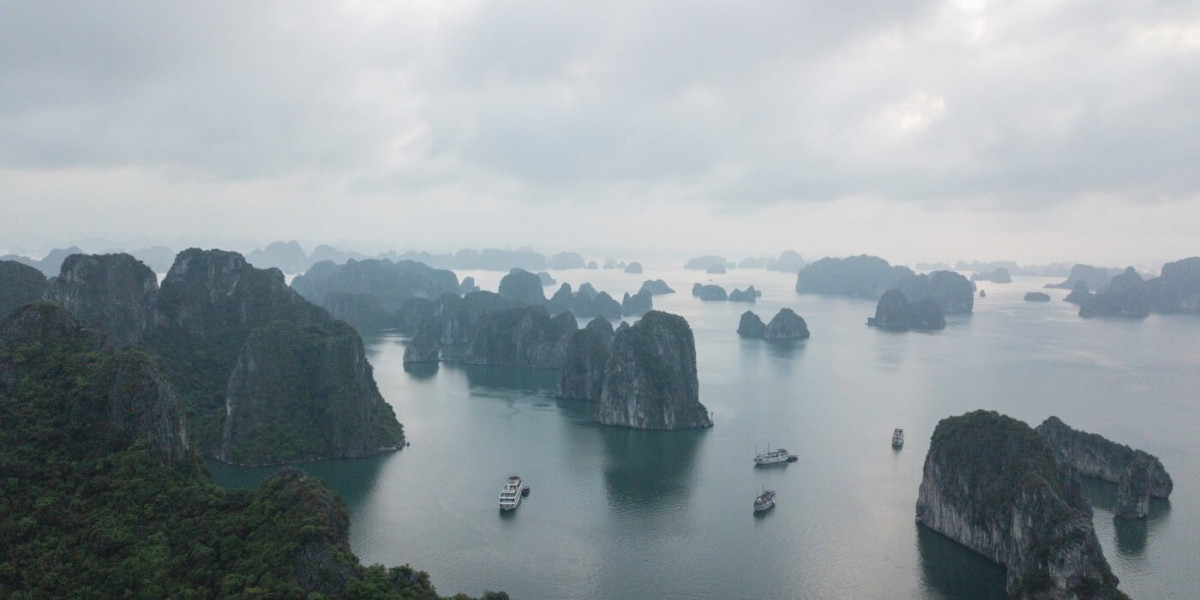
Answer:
top-left (600, 427), bottom-right (707, 516)
top-left (445, 363), bottom-right (560, 393)
top-left (916, 524), bottom-right (1007, 600)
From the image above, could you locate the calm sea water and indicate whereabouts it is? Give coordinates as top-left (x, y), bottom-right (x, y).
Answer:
top-left (210, 267), bottom-right (1200, 599)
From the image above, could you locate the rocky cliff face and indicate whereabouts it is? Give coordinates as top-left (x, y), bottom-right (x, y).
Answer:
top-left (403, 331), bottom-right (440, 363)
top-left (465, 305), bottom-right (578, 368)
top-left (916, 410), bottom-right (1126, 600)
top-left (322, 291), bottom-right (395, 334)
top-left (1035, 416), bottom-right (1172, 498)
top-left (594, 311), bottom-right (712, 430)
top-left (557, 325), bottom-right (609, 401)
top-left (737, 311), bottom-right (766, 338)
top-left (1114, 455), bottom-right (1155, 519)
top-left (0, 259), bottom-right (48, 319)
top-left (764, 308), bottom-right (810, 340)
top-left (221, 319), bottom-right (403, 465)
top-left (155, 248), bottom-right (326, 338)
top-left (46, 253), bottom-right (159, 347)
top-left (868, 289), bottom-right (946, 331)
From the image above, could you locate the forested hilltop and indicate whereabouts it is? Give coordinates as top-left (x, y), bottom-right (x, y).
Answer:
top-left (0, 303), bottom-right (506, 600)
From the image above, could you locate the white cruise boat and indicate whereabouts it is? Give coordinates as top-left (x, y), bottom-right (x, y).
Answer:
top-left (892, 428), bottom-right (904, 449)
top-left (754, 489), bottom-right (776, 512)
top-left (754, 445), bottom-right (797, 465)
top-left (498, 475), bottom-right (523, 511)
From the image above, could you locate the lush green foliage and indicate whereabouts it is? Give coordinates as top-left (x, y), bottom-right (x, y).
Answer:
top-left (0, 308), bottom-right (501, 600)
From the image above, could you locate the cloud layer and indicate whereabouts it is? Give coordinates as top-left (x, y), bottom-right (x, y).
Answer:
top-left (2, 0), bottom-right (1198, 263)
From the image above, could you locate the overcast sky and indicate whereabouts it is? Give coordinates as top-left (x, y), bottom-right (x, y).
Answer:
top-left (2, 0), bottom-right (1198, 266)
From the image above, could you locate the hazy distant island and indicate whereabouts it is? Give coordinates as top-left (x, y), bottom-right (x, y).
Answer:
top-left (640, 279), bottom-right (675, 295)
top-left (684, 255), bottom-right (731, 271)
top-left (692, 283), bottom-right (728, 301)
top-left (1046, 264), bottom-right (1116, 291)
top-left (1024, 291), bottom-right (1052, 302)
top-left (916, 410), bottom-right (1127, 600)
top-left (971, 267), bottom-right (1012, 284)
top-left (0, 302), bottom-right (504, 600)
top-left (1073, 258), bottom-right (1200, 318)
top-left (738, 309), bottom-right (810, 341)
top-left (795, 255), bottom-right (914, 299)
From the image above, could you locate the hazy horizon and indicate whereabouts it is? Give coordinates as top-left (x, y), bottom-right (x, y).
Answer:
top-left (3, 1), bottom-right (1197, 269)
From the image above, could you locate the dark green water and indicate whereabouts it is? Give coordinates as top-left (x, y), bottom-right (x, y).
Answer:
top-left (210, 269), bottom-right (1200, 599)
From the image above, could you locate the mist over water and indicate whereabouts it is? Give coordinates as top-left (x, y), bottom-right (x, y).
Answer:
top-left (211, 268), bottom-right (1200, 599)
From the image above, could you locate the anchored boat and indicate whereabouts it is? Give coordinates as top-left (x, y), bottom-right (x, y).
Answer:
top-left (754, 445), bottom-right (798, 466)
top-left (754, 489), bottom-right (776, 512)
top-left (892, 428), bottom-right (904, 449)
top-left (499, 475), bottom-right (523, 511)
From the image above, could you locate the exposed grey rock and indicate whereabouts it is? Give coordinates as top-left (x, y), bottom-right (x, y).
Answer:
top-left (221, 319), bottom-right (403, 466)
top-left (557, 325), bottom-right (609, 401)
top-left (640, 279), bottom-right (675, 295)
top-left (594, 311), bottom-right (712, 430)
top-left (403, 331), bottom-right (440, 364)
top-left (621, 289), bottom-right (653, 316)
top-left (737, 311), bottom-right (766, 338)
top-left (764, 308), bottom-right (810, 340)
top-left (322, 292), bottom-right (394, 334)
top-left (916, 410), bottom-right (1125, 600)
top-left (465, 305), bottom-right (577, 368)
top-left (498, 268), bottom-right (547, 305)
top-left (1024, 292), bottom-right (1052, 302)
top-left (867, 289), bottom-right (946, 331)
top-left (1114, 455), bottom-right (1154, 519)
top-left (46, 253), bottom-right (160, 347)
top-left (1036, 416), bottom-right (1172, 498)
top-left (585, 316), bottom-right (616, 350)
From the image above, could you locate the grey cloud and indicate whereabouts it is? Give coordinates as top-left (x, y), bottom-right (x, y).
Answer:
top-left (1, 0), bottom-right (1197, 214)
